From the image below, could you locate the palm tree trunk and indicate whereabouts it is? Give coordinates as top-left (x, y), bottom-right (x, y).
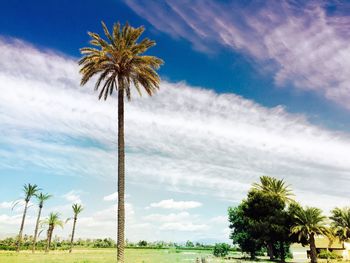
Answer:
top-left (69, 217), bottom-right (77, 253)
top-left (117, 85), bottom-right (125, 263)
top-left (310, 233), bottom-right (318, 263)
top-left (32, 206), bottom-right (42, 253)
top-left (16, 200), bottom-right (29, 252)
top-left (45, 226), bottom-right (52, 253)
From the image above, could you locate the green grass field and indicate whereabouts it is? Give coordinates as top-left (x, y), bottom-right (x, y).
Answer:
top-left (0, 248), bottom-right (240, 263)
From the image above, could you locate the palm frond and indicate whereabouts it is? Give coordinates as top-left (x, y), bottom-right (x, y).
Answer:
top-left (79, 21), bottom-right (163, 101)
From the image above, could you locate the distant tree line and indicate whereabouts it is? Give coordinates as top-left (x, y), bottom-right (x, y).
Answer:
top-left (0, 237), bottom-right (219, 251)
top-left (0, 236), bottom-right (115, 251)
top-left (229, 176), bottom-right (350, 263)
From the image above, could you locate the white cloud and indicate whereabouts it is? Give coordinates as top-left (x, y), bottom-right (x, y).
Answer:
top-left (160, 222), bottom-right (208, 232)
top-left (149, 199), bottom-right (202, 210)
top-left (143, 211), bottom-right (208, 232)
top-left (125, 0), bottom-right (350, 109)
top-left (103, 192), bottom-right (118, 201)
top-left (62, 190), bottom-right (82, 204)
top-left (143, 212), bottom-right (192, 223)
top-left (1, 37), bottom-right (350, 208)
top-left (0, 201), bottom-right (15, 209)
top-left (209, 216), bottom-right (227, 224)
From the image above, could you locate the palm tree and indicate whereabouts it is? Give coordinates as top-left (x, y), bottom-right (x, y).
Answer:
top-left (252, 176), bottom-right (294, 203)
top-left (32, 193), bottom-right (52, 253)
top-left (79, 21), bottom-right (163, 262)
top-left (16, 183), bottom-right (40, 252)
top-left (291, 206), bottom-right (329, 263)
top-left (69, 203), bottom-right (83, 253)
top-left (330, 207), bottom-right (350, 241)
top-left (41, 212), bottom-right (64, 253)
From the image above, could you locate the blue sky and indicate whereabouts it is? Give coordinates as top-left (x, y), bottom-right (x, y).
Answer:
top-left (1, 0), bottom-right (350, 242)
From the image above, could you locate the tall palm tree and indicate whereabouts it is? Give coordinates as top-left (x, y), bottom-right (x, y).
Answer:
top-left (291, 206), bottom-right (329, 263)
top-left (32, 193), bottom-right (52, 253)
top-left (79, 21), bottom-right (163, 262)
top-left (69, 203), bottom-right (83, 253)
top-left (41, 212), bottom-right (64, 253)
top-left (330, 207), bottom-right (350, 241)
top-left (252, 176), bottom-right (294, 203)
top-left (16, 183), bottom-right (40, 252)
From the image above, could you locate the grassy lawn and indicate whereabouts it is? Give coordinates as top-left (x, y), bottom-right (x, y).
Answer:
top-left (0, 248), bottom-right (241, 263)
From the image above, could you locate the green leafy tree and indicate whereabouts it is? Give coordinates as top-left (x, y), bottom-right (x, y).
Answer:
top-left (16, 183), bottom-right (40, 252)
top-left (32, 193), bottom-right (52, 253)
top-left (41, 212), bottom-right (64, 253)
top-left (228, 203), bottom-right (263, 259)
top-left (291, 206), bottom-right (328, 263)
top-left (69, 204), bottom-right (83, 253)
top-left (186, 240), bottom-right (194, 248)
top-left (213, 243), bottom-right (230, 257)
top-left (229, 176), bottom-right (295, 262)
top-left (243, 190), bottom-right (291, 262)
top-left (138, 240), bottom-right (148, 247)
top-left (79, 21), bottom-right (163, 263)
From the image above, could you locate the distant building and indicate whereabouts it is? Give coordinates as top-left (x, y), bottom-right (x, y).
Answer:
top-left (290, 236), bottom-right (350, 262)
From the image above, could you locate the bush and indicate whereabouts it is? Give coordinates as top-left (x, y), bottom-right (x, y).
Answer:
top-left (213, 243), bottom-right (230, 257)
top-left (138, 240), bottom-right (148, 247)
top-left (318, 250), bottom-right (342, 259)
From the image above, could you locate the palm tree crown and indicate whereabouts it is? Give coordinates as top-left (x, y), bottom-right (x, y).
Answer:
top-left (79, 21), bottom-right (163, 100)
top-left (291, 206), bottom-right (328, 241)
top-left (42, 212), bottom-right (64, 228)
top-left (252, 176), bottom-right (294, 203)
top-left (72, 204), bottom-right (83, 217)
top-left (23, 184), bottom-right (40, 202)
top-left (330, 207), bottom-right (350, 241)
top-left (36, 193), bottom-right (52, 208)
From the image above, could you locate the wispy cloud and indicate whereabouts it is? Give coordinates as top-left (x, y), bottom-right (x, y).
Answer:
top-left (1, 37), bottom-right (350, 204)
top-left (143, 211), bottom-right (208, 232)
top-left (149, 199), bottom-right (202, 210)
top-left (125, 0), bottom-right (350, 108)
top-left (103, 192), bottom-right (118, 202)
top-left (62, 190), bottom-right (82, 204)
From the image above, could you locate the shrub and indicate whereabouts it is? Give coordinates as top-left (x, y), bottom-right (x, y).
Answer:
top-left (213, 243), bottom-right (230, 257)
top-left (138, 240), bottom-right (148, 247)
top-left (318, 250), bottom-right (342, 259)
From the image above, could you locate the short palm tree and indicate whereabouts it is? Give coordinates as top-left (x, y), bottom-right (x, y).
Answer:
top-left (79, 21), bottom-right (163, 262)
top-left (69, 203), bottom-right (83, 253)
top-left (16, 183), bottom-right (40, 252)
top-left (330, 207), bottom-right (350, 241)
top-left (41, 212), bottom-right (64, 253)
top-left (291, 206), bottom-right (328, 263)
top-left (252, 176), bottom-right (294, 203)
top-left (32, 193), bottom-right (52, 253)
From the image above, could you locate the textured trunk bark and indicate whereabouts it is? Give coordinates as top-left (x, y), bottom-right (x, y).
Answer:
top-left (117, 85), bottom-right (125, 263)
top-left (32, 205), bottom-right (42, 253)
top-left (16, 200), bottom-right (29, 252)
top-left (69, 217), bottom-right (77, 253)
top-left (310, 233), bottom-right (318, 263)
top-left (267, 242), bottom-right (274, 260)
top-left (45, 226), bottom-right (53, 253)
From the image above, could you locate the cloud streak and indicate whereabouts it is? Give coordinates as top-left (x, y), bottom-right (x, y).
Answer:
top-left (125, 0), bottom-right (350, 108)
top-left (149, 199), bottom-right (202, 210)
